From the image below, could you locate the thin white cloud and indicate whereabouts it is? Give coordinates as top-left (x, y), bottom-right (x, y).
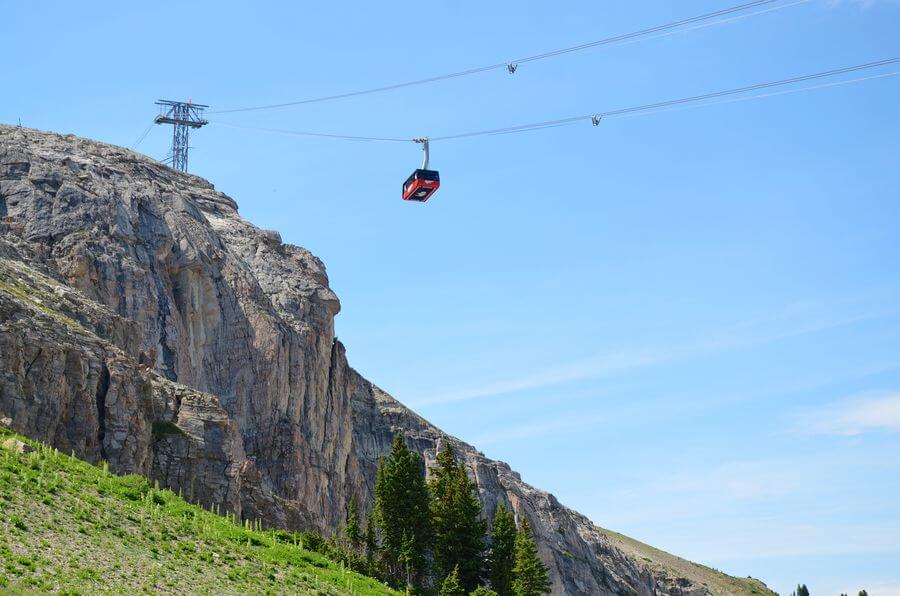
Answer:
top-left (828, 0), bottom-right (900, 8)
top-left (663, 518), bottom-right (900, 562)
top-left (668, 461), bottom-right (801, 503)
top-left (464, 444), bottom-right (899, 584)
top-left (800, 391), bottom-right (900, 436)
top-left (590, 457), bottom-right (900, 561)
top-left (409, 306), bottom-right (895, 408)
top-left (412, 347), bottom-right (671, 407)
top-left (596, 460), bottom-right (808, 529)
top-left (464, 413), bottom-right (606, 446)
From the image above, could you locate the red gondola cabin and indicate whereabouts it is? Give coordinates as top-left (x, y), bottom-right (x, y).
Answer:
top-left (402, 168), bottom-right (440, 202)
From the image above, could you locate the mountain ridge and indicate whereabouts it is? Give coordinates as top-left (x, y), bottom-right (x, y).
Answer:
top-left (0, 124), bottom-right (772, 595)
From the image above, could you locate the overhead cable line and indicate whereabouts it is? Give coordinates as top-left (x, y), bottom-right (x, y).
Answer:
top-left (209, 121), bottom-right (411, 143)
top-left (131, 120), bottom-right (155, 148)
top-left (508, 0), bottom-right (802, 65)
top-left (554, 0), bottom-right (810, 56)
top-left (209, 57), bottom-right (900, 143)
top-left (209, 0), bottom-right (804, 115)
top-left (428, 57), bottom-right (900, 140)
top-left (611, 70), bottom-right (899, 120)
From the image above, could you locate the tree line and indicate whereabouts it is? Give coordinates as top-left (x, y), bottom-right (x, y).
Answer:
top-left (797, 585), bottom-right (869, 596)
top-left (336, 434), bottom-right (551, 595)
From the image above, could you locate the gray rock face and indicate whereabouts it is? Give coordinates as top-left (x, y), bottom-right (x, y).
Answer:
top-left (0, 125), bottom-right (756, 595)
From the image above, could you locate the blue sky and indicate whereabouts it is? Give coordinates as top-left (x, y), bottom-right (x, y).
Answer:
top-left (3, 1), bottom-right (900, 593)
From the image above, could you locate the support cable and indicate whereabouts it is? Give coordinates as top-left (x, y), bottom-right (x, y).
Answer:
top-left (131, 121), bottom-right (155, 149)
top-left (428, 57), bottom-right (900, 141)
top-left (209, 57), bottom-right (899, 144)
top-left (209, 0), bottom-right (804, 115)
top-left (209, 121), bottom-right (411, 142)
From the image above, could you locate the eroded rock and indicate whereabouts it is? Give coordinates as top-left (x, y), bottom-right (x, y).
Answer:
top-left (0, 125), bottom-right (768, 595)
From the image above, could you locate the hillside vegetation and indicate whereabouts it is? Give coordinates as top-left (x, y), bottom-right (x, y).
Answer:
top-left (596, 527), bottom-right (774, 596)
top-left (0, 428), bottom-right (396, 595)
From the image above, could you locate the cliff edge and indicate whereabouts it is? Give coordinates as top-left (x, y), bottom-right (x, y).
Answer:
top-left (0, 124), bottom-right (771, 595)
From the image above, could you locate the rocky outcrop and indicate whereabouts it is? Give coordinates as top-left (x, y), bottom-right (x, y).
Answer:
top-left (0, 125), bottom-right (768, 595)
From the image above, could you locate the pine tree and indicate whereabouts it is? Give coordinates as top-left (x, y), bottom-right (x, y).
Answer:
top-left (429, 443), bottom-right (487, 591)
top-left (859, 591), bottom-right (868, 596)
top-left (795, 585), bottom-right (809, 596)
top-left (471, 587), bottom-right (500, 596)
top-left (344, 495), bottom-right (361, 549)
top-left (374, 434), bottom-right (432, 589)
top-left (487, 503), bottom-right (517, 596)
top-left (439, 564), bottom-right (466, 596)
top-left (363, 509), bottom-right (378, 574)
top-left (511, 518), bottom-right (551, 596)
top-left (398, 530), bottom-right (417, 590)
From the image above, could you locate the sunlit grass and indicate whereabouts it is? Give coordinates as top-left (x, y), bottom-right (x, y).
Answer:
top-left (0, 428), bottom-right (396, 595)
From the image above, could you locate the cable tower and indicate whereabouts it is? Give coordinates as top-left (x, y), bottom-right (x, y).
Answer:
top-left (154, 99), bottom-right (208, 171)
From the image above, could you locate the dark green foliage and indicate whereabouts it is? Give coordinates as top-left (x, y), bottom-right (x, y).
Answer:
top-left (344, 495), bottom-right (362, 548)
top-left (471, 587), bottom-right (500, 596)
top-left (859, 591), bottom-right (868, 596)
top-left (794, 585), bottom-right (809, 596)
top-left (487, 503), bottom-right (516, 596)
top-left (398, 530), bottom-right (418, 591)
top-left (297, 530), bottom-right (326, 552)
top-left (511, 519), bottom-right (551, 596)
top-left (364, 509), bottom-right (378, 574)
top-left (430, 444), bottom-right (487, 592)
top-left (374, 434), bottom-right (432, 589)
top-left (11, 515), bottom-right (28, 531)
top-left (150, 421), bottom-right (184, 441)
top-left (439, 564), bottom-right (465, 596)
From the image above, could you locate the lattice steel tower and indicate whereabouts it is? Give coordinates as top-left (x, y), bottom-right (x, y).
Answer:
top-left (154, 99), bottom-right (208, 172)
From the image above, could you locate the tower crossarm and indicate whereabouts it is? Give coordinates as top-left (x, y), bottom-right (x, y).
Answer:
top-left (153, 99), bottom-right (208, 172)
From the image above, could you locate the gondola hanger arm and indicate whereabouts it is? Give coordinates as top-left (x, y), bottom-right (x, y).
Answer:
top-left (413, 137), bottom-right (430, 169)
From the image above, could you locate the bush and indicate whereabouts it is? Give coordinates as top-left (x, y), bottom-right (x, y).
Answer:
top-left (151, 421), bottom-right (185, 441)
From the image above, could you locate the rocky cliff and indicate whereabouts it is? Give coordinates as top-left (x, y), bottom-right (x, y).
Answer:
top-left (0, 125), bottom-right (771, 595)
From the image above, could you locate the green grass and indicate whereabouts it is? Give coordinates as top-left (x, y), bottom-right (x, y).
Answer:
top-left (0, 278), bottom-right (85, 332)
top-left (0, 428), bottom-right (397, 595)
top-left (596, 526), bottom-right (774, 595)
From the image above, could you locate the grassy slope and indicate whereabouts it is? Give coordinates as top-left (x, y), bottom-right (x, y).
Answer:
top-left (0, 429), bottom-right (396, 595)
top-left (597, 527), bottom-right (774, 595)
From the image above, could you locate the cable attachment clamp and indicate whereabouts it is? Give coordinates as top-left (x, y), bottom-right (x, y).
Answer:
top-left (591, 114), bottom-right (602, 126)
top-left (507, 63), bottom-right (518, 74)
top-left (413, 137), bottom-right (430, 170)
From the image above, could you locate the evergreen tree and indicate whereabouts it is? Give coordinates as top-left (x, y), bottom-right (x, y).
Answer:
top-left (363, 509), bottom-right (378, 574)
top-left (439, 565), bottom-right (466, 596)
top-left (795, 585), bottom-right (809, 596)
top-left (430, 443), bottom-right (488, 591)
top-left (374, 434), bottom-right (432, 589)
top-left (470, 587), bottom-right (500, 596)
top-left (487, 503), bottom-right (517, 596)
top-left (859, 591), bottom-right (868, 596)
top-left (511, 518), bottom-right (551, 596)
top-left (344, 495), bottom-right (361, 549)
top-left (398, 530), bottom-right (417, 590)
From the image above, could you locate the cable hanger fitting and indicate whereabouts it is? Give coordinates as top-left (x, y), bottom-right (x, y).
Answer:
top-left (413, 137), bottom-right (430, 169)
